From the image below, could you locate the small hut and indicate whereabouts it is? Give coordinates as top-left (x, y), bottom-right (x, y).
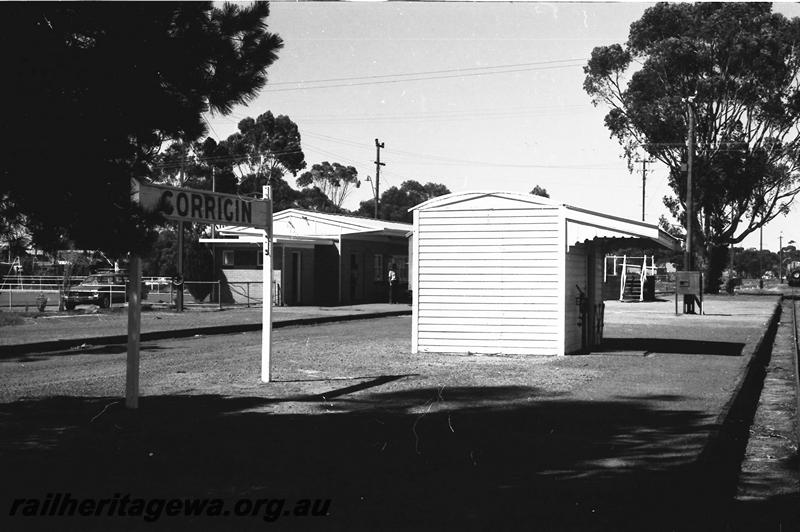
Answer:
top-left (409, 191), bottom-right (680, 355)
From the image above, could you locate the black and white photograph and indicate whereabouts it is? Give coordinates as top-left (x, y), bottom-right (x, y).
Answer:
top-left (1, 1), bottom-right (799, 530)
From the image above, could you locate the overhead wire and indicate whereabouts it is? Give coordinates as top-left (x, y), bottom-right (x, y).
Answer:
top-left (302, 130), bottom-right (623, 170)
top-left (264, 58), bottom-right (586, 86)
top-left (260, 62), bottom-right (585, 93)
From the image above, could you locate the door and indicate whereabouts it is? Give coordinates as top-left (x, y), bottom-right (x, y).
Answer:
top-left (349, 253), bottom-right (363, 302)
top-left (291, 252), bottom-right (302, 304)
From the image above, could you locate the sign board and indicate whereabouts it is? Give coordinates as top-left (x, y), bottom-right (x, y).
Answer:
top-left (132, 179), bottom-right (271, 231)
top-left (125, 181), bottom-right (275, 410)
top-left (675, 271), bottom-right (703, 315)
top-left (675, 271), bottom-right (702, 295)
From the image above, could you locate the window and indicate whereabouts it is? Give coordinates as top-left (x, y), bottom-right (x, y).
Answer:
top-left (222, 250), bottom-right (235, 266)
top-left (374, 254), bottom-right (384, 281)
top-left (390, 255), bottom-right (408, 283)
top-left (233, 250), bottom-right (258, 266)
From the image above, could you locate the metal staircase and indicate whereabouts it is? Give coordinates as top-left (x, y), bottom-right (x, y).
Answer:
top-left (610, 255), bottom-right (656, 302)
top-left (621, 264), bottom-right (643, 301)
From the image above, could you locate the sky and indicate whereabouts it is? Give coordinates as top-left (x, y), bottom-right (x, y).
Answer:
top-left (204, 1), bottom-right (800, 252)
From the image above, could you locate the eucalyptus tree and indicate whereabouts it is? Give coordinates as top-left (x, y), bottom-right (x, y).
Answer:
top-left (223, 111), bottom-right (306, 193)
top-left (297, 162), bottom-right (360, 208)
top-left (356, 180), bottom-right (451, 223)
top-left (583, 2), bottom-right (800, 289)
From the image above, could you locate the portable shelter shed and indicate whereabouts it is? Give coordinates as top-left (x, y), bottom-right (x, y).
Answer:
top-left (409, 191), bottom-right (680, 356)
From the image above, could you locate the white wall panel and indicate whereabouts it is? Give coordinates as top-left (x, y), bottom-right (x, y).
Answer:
top-left (414, 204), bottom-right (562, 355)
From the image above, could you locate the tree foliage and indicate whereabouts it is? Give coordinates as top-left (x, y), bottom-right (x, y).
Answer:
top-left (142, 230), bottom-right (179, 279)
top-left (225, 111), bottom-right (306, 192)
top-left (530, 185), bottom-right (550, 198)
top-left (583, 2), bottom-right (800, 289)
top-left (152, 138), bottom-right (239, 194)
top-left (356, 181), bottom-right (451, 223)
top-left (184, 239), bottom-right (215, 301)
top-left (731, 247), bottom-right (779, 279)
top-left (1, 2), bottom-right (283, 256)
top-left (297, 162), bottom-right (360, 208)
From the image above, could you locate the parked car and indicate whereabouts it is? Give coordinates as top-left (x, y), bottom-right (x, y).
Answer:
top-left (62, 271), bottom-right (149, 310)
top-left (789, 267), bottom-right (800, 287)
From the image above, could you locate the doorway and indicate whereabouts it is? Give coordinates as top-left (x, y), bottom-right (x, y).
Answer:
top-left (349, 253), bottom-right (363, 302)
top-left (291, 252), bottom-right (302, 304)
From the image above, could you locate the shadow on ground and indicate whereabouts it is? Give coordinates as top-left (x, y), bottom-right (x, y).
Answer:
top-left (598, 337), bottom-right (745, 356)
top-left (0, 387), bottom-right (789, 531)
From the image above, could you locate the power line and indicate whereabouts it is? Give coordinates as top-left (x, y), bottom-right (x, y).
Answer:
top-left (202, 114), bottom-right (221, 141)
top-left (303, 131), bottom-right (622, 170)
top-left (265, 58), bottom-right (586, 86)
top-left (261, 62), bottom-right (584, 93)
top-left (292, 104), bottom-right (593, 125)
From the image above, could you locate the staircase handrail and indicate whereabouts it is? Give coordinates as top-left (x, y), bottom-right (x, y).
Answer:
top-left (639, 255), bottom-right (647, 302)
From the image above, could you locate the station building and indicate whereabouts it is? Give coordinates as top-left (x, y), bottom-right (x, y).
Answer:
top-left (202, 209), bottom-right (411, 306)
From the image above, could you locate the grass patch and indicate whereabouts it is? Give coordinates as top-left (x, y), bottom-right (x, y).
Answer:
top-left (0, 311), bottom-right (25, 327)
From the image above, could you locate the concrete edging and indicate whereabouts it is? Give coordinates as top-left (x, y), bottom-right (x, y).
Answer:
top-left (1, 309), bottom-right (412, 358)
top-left (695, 299), bottom-right (782, 483)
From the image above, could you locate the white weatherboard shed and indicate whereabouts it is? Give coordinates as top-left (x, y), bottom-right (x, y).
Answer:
top-left (410, 191), bottom-right (680, 356)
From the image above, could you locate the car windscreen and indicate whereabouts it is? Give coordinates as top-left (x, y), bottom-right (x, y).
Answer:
top-left (79, 275), bottom-right (111, 286)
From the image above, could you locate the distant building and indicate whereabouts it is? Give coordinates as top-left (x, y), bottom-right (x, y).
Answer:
top-left (202, 209), bottom-right (412, 306)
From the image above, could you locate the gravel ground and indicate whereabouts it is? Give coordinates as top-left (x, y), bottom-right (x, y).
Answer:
top-left (0, 303), bottom-right (411, 347)
top-left (0, 296), bottom-right (784, 531)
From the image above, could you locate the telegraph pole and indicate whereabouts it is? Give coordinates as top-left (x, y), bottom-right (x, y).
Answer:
top-left (635, 157), bottom-right (654, 221)
top-left (685, 101), bottom-right (695, 272)
top-left (759, 226), bottom-right (764, 289)
top-left (374, 139), bottom-right (385, 219)
top-left (176, 146), bottom-right (185, 312)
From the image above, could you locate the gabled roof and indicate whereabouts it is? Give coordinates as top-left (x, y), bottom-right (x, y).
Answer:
top-left (410, 190), bottom-right (561, 212)
top-left (411, 191), bottom-right (681, 251)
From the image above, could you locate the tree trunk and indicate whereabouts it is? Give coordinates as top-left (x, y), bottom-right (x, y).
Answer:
top-left (703, 244), bottom-right (728, 294)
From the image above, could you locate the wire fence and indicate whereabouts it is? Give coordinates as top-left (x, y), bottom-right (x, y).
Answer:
top-left (0, 275), bottom-right (281, 311)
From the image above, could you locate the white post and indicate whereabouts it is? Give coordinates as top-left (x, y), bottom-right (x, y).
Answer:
top-left (261, 185), bottom-right (273, 383)
top-left (639, 257), bottom-right (646, 302)
top-left (126, 254), bottom-right (142, 409)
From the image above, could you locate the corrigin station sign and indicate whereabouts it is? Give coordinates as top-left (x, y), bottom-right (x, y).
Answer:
top-left (132, 179), bottom-right (271, 230)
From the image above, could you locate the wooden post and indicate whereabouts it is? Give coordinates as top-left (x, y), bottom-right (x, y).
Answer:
top-left (261, 185), bottom-right (273, 383)
top-left (126, 254), bottom-right (142, 409)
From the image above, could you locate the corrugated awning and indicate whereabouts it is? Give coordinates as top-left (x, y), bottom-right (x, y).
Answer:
top-left (565, 206), bottom-right (680, 251)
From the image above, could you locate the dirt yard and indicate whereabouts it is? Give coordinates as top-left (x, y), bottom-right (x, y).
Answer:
top-left (0, 296), bottom-right (787, 531)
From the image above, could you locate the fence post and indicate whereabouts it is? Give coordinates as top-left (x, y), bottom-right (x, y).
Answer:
top-left (218, 281), bottom-right (222, 310)
top-left (246, 282), bottom-right (250, 308)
